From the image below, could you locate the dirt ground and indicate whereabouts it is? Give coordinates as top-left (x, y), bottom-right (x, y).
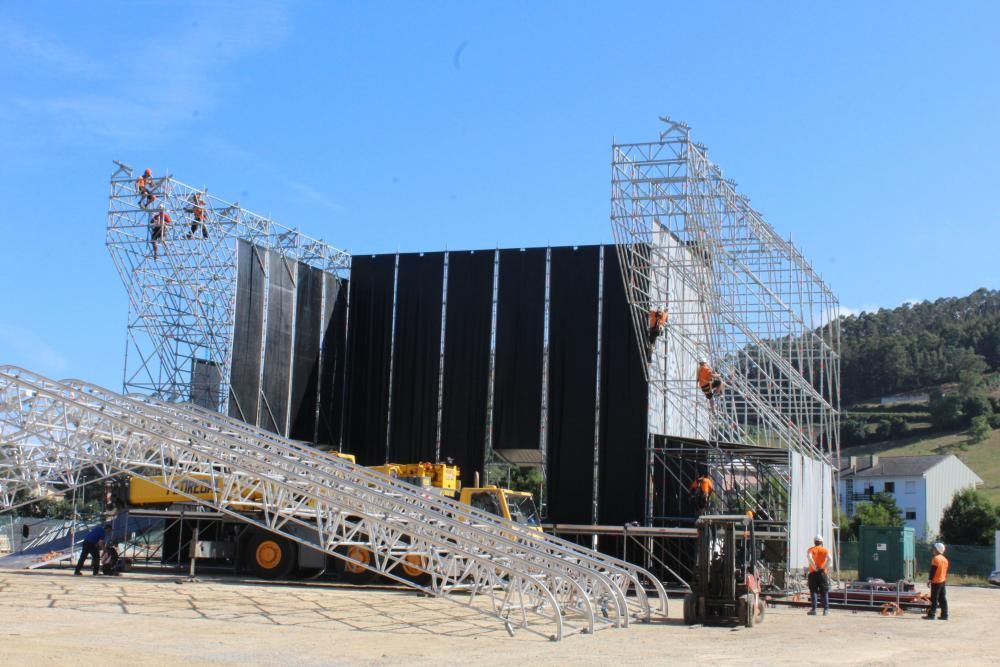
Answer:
top-left (0, 570), bottom-right (998, 666)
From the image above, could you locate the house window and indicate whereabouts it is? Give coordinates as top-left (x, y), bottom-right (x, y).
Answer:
top-left (884, 482), bottom-right (895, 493)
top-left (905, 510), bottom-right (917, 521)
top-left (904, 480), bottom-right (916, 494)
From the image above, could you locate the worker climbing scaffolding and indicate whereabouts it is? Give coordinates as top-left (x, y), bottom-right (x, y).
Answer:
top-left (689, 473), bottom-right (715, 514)
top-left (646, 308), bottom-right (668, 361)
top-left (136, 168), bottom-right (156, 209)
top-left (697, 359), bottom-right (724, 407)
top-left (149, 204), bottom-right (171, 259)
top-left (185, 191), bottom-right (209, 239)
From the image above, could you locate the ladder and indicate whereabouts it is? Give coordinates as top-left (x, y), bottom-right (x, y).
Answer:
top-left (0, 366), bottom-right (665, 640)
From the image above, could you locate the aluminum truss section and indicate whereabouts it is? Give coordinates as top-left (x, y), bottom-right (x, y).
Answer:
top-left (105, 160), bottom-right (350, 409)
top-left (137, 396), bottom-right (668, 622)
top-left (611, 118), bottom-right (840, 462)
top-left (0, 367), bottom-right (658, 640)
top-left (2, 373), bottom-right (666, 625)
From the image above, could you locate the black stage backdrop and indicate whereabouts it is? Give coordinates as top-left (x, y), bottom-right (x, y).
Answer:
top-left (545, 246), bottom-right (601, 524)
top-left (388, 252), bottom-right (445, 462)
top-left (259, 251), bottom-right (296, 435)
top-left (288, 262), bottom-right (323, 441)
top-left (492, 248), bottom-right (546, 450)
top-left (228, 240), bottom-right (265, 424)
top-left (316, 273), bottom-right (348, 449)
top-left (439, 250), bottom-right (495, 485)
top-left (343, 254), bottom-right (397, 464)
top-left (597, 247), bottom-right (649, 525)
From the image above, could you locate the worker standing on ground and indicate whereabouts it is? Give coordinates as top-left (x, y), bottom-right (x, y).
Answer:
top-left (806, 534), bottom-right (831, 616)
top-left (646, 308), bottom-right (668, 361)
top-left (186, 191), bottom-right (209, 239)
top-left (925, 542), bottom-right (949, 620)
top-left (697, 359), bottom-right (723, 406)
top-left (74, 523), bottom-right (111, 576)
top-left (689, 473), bottom-right (714, 514)
top-left (136, 168), bottom-right (156, 208)
top-left (150, 204), bottom-right (171, 259)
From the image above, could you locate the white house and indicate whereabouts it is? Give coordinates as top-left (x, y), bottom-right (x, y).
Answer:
top-left (838, 454), bottom-right (983, 540)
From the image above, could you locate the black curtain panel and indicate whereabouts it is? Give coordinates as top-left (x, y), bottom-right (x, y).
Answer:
top-left (491, 247), bottom-right (547, 451)
top-left (228, 240), bottom-right (266, 425)
top-left (342, 254), bottom-right (397, 464)
top-left (316, 274), bottom-right (348, 449)
top-left (259, 251), bottom-right (296, 435)
top-left (288, 262), bottom-right (323, 442)
top-left (545, 246), bottom-right (601, 524)
top-left (439, 250), bottom-right (495, 485)
top-left (597, 247), bottom-right (649, 525)
top-left (388, 252), bottom-right (445, 462)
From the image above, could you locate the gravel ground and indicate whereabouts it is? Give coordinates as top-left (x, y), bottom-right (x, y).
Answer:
top-left (0, 570), bottom-right (998, 666)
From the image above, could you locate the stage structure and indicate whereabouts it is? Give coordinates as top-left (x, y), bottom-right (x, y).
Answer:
top-left (611, 118), bottom-right (840, 462)
top-left (105, 161), bottom-right (350, 427)
top-left (610, 118), bottom-right (840, 578)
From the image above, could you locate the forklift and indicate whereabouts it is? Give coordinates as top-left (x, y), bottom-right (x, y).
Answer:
top-left (683, 513), bottom-right (765, 627)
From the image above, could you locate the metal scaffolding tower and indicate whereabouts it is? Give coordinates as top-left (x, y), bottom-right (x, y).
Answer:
top-left (105, 161), bottom-right (350, 410)
top-left (0, 365), bottom-right (667, 640)
top-left (610, 118), bottom-right (840, 463)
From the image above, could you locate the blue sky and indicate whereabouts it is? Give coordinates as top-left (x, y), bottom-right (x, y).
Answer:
top-left (1, 1), bottom-right (998, 390)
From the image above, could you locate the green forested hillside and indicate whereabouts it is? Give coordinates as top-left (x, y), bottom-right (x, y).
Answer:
top-left (840, 288), bottom-right (1000, 404)
top-left (839, 289), bottom-right (1000, 504)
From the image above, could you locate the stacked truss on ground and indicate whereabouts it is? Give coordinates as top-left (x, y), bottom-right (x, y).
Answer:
top-left (0, 365), bottom-right (667, 640)
top-left (105, 161), bottom-right (350, 410)
top-left (611, 118), bottom-right (840, 463)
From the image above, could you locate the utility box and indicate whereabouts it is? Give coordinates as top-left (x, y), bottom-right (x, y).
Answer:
top-left (859, 526), bottom-right (915, 582)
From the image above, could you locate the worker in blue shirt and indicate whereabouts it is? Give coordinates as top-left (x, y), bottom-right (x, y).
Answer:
top-left (74, 523), bottom-right (112, 576)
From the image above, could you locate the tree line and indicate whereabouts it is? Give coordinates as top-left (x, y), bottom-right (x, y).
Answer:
top-left (839, 288), bottom-right (1000, 404)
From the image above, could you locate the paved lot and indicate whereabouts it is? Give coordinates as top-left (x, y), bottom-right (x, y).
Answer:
top-left (0, 570), bottom-right (998, 665)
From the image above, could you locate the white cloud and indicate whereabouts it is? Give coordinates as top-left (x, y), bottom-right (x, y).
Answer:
top-left (0, 18), bottom-right (102, 77)
top-left (4, 5), bottom-right (290, 145)
top-left (285, 180), bottom-right (343, 212)
top-left (837, 304), bottom-right (882, 318)
top-left (0, 323), bottom-right (68, 376)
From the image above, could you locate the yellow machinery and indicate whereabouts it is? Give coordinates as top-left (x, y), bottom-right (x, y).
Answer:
top-left (459, 486), bottom-right (541, 529)
top-left (125, 456), bottom-right (540, 580)
top-left (369, 462), bottom-right (460, 498)
top-left (128, 452), bottom-right (357, 506)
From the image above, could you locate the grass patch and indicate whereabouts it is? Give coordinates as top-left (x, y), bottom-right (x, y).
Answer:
top-left (842, 427), bottom-right (1000, 504)
top-left (832, 568), bottom-right (987, 586)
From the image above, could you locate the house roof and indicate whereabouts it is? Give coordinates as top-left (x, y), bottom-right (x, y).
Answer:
top-left (838, 454), bottom-right (950, 478)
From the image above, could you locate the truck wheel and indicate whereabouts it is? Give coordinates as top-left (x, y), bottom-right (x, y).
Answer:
top-left (336, 545), bottom-right (377, 585)
top-left (246, 532), bottom-right (294, 580)
top-left (393, 553), bottom-right (431, 586)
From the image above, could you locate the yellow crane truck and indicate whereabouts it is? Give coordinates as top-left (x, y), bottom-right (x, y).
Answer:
top-left (123, 459), bottom-right (540, 582)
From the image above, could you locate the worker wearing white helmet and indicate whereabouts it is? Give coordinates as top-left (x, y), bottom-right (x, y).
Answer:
top-left (925, 542), bottom-right (949, 620)
top-left (149, 203), bottom-right (172, 260)
top-left (806, 534), bottom-right (831, 616)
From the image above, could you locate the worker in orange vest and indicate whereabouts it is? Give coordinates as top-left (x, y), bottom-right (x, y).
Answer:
top-left (806, 534), bottom-right (831, 616)
top-left (186, 191), bottom-right (209, 239)
top-left (689, 473), bottom-right (714, 513)
top-left (646, 308), bottom-right (668, 359)
top-left (697, 359), bottom-right (723, 406)
top-left (136, 168), bottom-right (156, 208)
top-left (924, 542), bottom-right (949, 620)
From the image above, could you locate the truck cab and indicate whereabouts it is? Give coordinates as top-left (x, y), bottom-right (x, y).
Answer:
top-left (459, 486), bottom-right (541, 529)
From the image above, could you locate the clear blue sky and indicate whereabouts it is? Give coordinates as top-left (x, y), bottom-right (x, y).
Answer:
top-left (1, 1), bottom-right (997, 390)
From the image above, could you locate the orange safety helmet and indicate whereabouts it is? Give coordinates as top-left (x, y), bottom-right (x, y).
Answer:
top-left (144, 168), bottom-right (152, 176)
